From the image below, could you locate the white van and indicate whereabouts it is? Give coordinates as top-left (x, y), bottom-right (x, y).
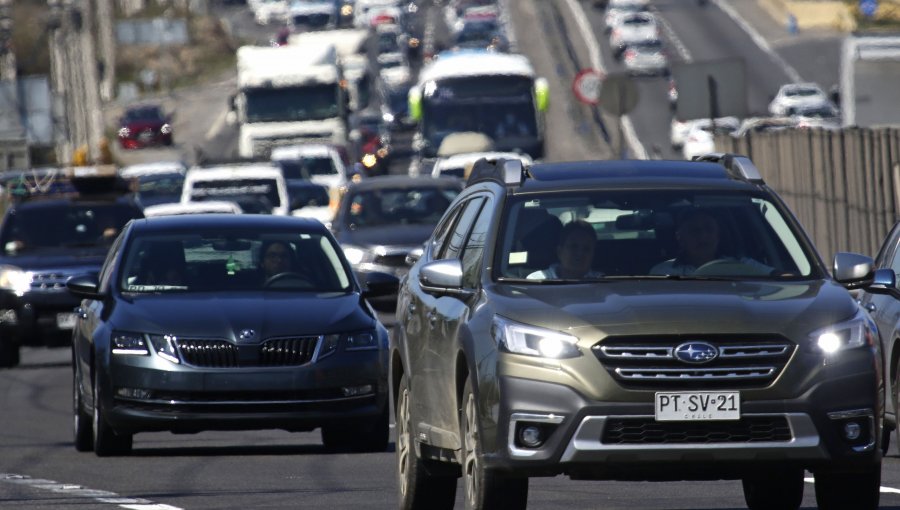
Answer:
top-left (181, 164), bottom-right (290, 216)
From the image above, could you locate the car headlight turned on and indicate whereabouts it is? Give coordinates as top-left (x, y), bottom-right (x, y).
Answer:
top-left (118, 127), bottom-right (131, 138)
top-left (810, 310), bottom-right (873, 355)
top-left (160, 123), bottom-right (172, 135)
top-left (343, 245), bottom-right (366, 266)
top-left (111, 331), bottom-right (150, 356)
top-left (0, 265), bottom-right (32, 296)
top-left (493, 315), bottom-right (581, 359)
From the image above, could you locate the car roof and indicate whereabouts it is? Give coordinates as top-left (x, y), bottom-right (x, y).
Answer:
top-left (130, 213), bottom-right (328, 234)
top-left (345, 175), bottom-right (464, 192)
top-left (270, 144), bottom-right (336, 160)
top-left (185, 164), bottom-right (283, 180)
top-left (142, 201), bottom-right (243, 217)
top-left (119, 161), bottom-right (187, 177)
top-left (475, 159), bottom-right (762, 193)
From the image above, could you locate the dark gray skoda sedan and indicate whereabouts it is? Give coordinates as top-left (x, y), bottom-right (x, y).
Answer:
top-left (67, 214), bottom-right (398, 456)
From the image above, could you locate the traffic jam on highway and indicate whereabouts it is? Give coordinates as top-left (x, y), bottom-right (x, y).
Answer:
top-left (3, 0), bottom-right (900, 509)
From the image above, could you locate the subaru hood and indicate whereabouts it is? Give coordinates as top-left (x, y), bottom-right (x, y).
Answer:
top-left (489, 279), bottom-right (858, 339)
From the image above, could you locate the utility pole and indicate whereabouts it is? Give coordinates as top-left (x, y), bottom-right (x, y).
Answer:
top-left (78, 0), bottom-right (103, 163)
top-left (47, 0), bottom-right (73, 164)
top-left (96, 0), bottom-right (115, 102)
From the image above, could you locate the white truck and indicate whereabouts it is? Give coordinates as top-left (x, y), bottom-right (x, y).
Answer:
top-left (231, 43), bottom-right (349, 158)
top-left (288, 28), bottom-right (372, 112)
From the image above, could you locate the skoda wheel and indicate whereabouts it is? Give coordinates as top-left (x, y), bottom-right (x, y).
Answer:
top-left (814, 464), bottom-right (880, 510)
top-left (396, 374), bottom-right (456, 510)
top-left (92, 370), bottom-right (132, 457)
top-left (460, 376), bottom-right (527, 510)
top-left (73, 364), bottom-right (93, 452)
top-left (742, 468), bottom-right (803, 510)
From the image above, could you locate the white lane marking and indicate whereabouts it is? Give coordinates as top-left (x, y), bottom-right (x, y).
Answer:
top-left (1, 473), bottom-right (184, 510)
top-left (562, 0), bottom-right (647, 159)
top-left (804, 476), bottom-right (900, 494)
top-left (711, 0), bottom-right (802, 83)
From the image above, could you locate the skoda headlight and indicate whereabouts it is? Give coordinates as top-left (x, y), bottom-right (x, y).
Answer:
top-left (810, 310), bottom-right (873, 355)
top-left (0, 265), bottom-right (32, 296)
top-left (148, 334), bottom-right (180, 364)
top-left (343, 245), bottom-right (366, 266)
top-left (493, 315), bottom-right (581, 359)
top-left (111, 331), bottom-right (150, 356)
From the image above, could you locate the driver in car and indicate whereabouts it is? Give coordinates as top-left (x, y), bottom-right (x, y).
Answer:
top-left (260, 240), bottom-right (298, 283)
top-left (650, 208), bottom-right (773, 276)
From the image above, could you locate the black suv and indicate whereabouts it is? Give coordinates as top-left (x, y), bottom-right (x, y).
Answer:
top-left (390, 155), bottom-right (894, 510)
top-left (0, 168), bottom-right (144, 367)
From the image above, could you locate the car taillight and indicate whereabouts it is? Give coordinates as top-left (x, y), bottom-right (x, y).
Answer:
top-left (624, 49), bottom-right (636, 60)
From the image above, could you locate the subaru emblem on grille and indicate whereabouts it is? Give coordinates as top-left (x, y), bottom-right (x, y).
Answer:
top-left (673, 342), bottom-right (719, 364)
top-left (238, 329), bottom-right (257, 341)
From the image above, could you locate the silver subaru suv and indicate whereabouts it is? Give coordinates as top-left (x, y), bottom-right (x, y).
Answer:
top-left (390, 154), bottom-right (895, 510)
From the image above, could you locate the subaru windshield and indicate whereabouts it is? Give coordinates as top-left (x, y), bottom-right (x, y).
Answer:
top-left (496, 189), bottom-right (821, 282)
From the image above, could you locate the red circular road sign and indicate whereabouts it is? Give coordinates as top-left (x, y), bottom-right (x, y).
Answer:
top-left (572, 69), bottom-right (604, 105)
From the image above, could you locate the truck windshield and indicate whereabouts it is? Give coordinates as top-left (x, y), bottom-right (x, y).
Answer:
top-left (245, 84), bottom-right (339, 123)
top-left (422, 75), bottom-right (538, 149)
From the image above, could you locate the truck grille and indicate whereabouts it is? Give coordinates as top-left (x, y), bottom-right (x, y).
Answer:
top-left (593, 335), bottom-right (794, 389)
top-left (602, 416), bottom-right (793, 444)
top-left (175, 336), bottom-right (321, 368)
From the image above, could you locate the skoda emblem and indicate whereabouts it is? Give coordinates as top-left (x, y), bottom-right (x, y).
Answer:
top-left (674, 342), bottom-right (719, 364)
top-left (238, 329), bottom-right (257, 342)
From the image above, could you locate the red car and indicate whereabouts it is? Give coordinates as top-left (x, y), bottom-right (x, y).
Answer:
top-left (117, 104), bottom-right (173, 149)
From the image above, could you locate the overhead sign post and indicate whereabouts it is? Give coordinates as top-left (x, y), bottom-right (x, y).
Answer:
top-left (598, 72), bottom-right (639, 159)
top-left (572, 68), bottom-right (604, 105)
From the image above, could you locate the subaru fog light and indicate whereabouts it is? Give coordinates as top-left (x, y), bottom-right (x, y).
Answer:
top-left (518, 425), bottom-right (544, 448)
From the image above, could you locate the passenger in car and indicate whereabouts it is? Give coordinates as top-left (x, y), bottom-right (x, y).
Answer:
top-left (649, 208), bottom-right (773, 276)
top-left (527, 220), bottom-right (604, 280)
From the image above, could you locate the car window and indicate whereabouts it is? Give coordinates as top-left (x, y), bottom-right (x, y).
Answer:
top-left (496, 189), bottom-right (818, 280)
top-left (188, 178), bottom-right (282, 212)
top-left (888, 236), bottom-right (900, 276)
top-left (0, 202), bottom-right (143, 254)
top-left (460, 198), bottom-right (493, 288)
top-left (345, 187), bottom-right (460, 228)
top-left (277, 157), bottom-right (339, 179)
top-left (441, 197), bottom-right (485, 260)
top-left (98, 230), bottom-right (126, 293)
top-left (119, 231), bottom-right (353, 293)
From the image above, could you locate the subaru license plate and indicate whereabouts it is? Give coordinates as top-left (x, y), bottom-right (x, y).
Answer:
top-left (655, 391), bottom-right (740, 421)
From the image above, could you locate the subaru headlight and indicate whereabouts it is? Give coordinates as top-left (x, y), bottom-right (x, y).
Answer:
top-left (111, 331), bottom-right (150, 356)
top-left (0, 265), bottom-right (32, 296)
top-left (148, 334), bottom-right (180, 364)
top-left (493, 315), bottom-right (581, 359)
top-left (810, 310), bottom-right (873, 355)
top-left (343, 245), bottom-right (367, 266)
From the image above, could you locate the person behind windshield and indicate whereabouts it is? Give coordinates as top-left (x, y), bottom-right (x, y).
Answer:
top-left (528, 220), bottom-right (603, 280)
top-left (260, 240), bottom-right (297, 281)
top-left (650, 208), bottom-right (772, 276)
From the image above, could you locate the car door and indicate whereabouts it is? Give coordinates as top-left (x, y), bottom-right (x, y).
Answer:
top-left (861, 221), bottom-right (900, 425)
top-left (407, 196), bottom-right (483, 448)
top-left (74, 231), bottom-right (124, 403)
top-left (419, 195), bottom-right (489, 446)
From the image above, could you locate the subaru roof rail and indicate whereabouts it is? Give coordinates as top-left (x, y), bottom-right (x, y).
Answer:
top-left (692, 153), bottom-right (764, 183)
top-left (465, 157), bottom-right (528, 188)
